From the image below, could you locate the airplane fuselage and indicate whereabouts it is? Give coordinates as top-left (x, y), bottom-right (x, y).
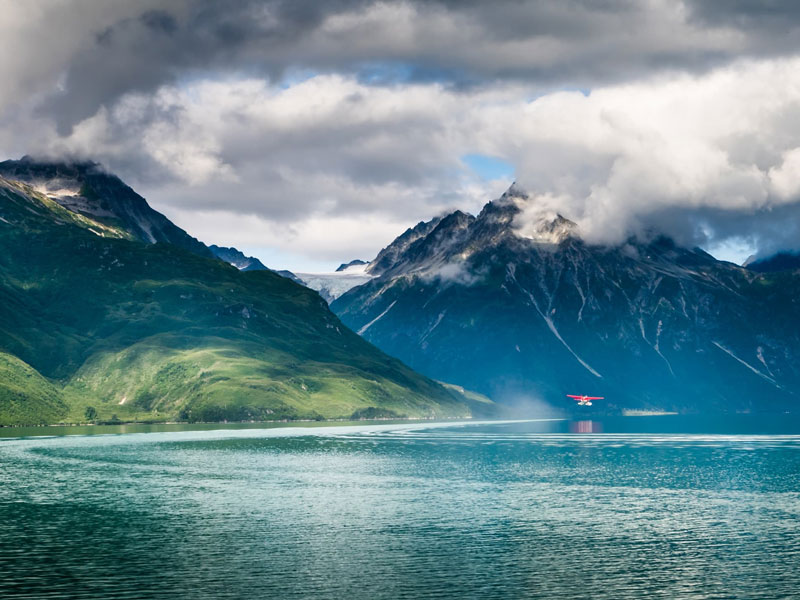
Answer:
top-left (567, 394), bottom-right (603, 406)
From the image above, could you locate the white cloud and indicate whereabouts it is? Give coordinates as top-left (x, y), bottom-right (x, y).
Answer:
top-left (6, 41), bottom-right (800, 265)
top-left (146, 57), bottom-right (800, 260)
top-left (769, 147), bottom-right (800, 200)
top-left (495, 57), bottom-right (800, 250)
top-left (427, 262), bottom-right (483, 286)
top-left (162, 206), bottom-right (420, 268)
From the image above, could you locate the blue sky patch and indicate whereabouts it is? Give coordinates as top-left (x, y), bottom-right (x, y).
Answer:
top-left (461, 153), bottom-right (515, 181)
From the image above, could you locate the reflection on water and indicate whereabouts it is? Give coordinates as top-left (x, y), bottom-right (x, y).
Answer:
top-left (0, 418), bottom-right (423, 439)
top-left (569, 420), bottom-right (603, 433)
top-left (1, 417), bottom-right (799, 599)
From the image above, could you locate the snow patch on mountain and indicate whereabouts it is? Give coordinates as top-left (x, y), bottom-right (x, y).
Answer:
top-left (507, 189), bottom-right (579, 244)
top-left (31, 181), bottom-right (119, 219)
top-left (336, 261), bottom-right (370, 275)
top-left (358, 300), bottom-right (397, 335)
top-left (295, 270), bottom-right (374, 303)
top-left (336, 259), bottom-right (368, 273)
top-left (711, 341), bottom-right (778, 386)
top-left (509, 267), bottom-right (603, 378)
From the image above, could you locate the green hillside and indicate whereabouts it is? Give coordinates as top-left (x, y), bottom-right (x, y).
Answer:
top-left (0, 176), bottom-right (477, 425)
top-left (0, 352), bottom-right (67, 426)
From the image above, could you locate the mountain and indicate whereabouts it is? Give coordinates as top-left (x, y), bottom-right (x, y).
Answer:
top-left (205, 243), bottom-right (357, 301)
top-left (336, 259), bottom-right (368, 272)
top-left (745, 252), bottom-right (800, 273)
top-left (0, 156), bottom-right (211, 257)
top-left (272, 269), bottom-right (306, 285)
top-left (367, 217), bottom-right (444, 276)
top-left (209, 245), bottom-right (269, 271)
top-left (0, 173), bottom-right (482, 425)
top-left (332, 185), bottom-right (800, 413)
top-left (208, 244), bottom-right (306, 286)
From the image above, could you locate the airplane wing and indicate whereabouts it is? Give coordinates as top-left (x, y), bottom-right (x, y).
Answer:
top-left (566, 395), bottom-right (582, 399)
top-left (585, 396), bottom-right (604, 400)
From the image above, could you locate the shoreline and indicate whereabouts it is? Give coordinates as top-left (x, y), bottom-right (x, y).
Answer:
top-left (0, 415), bottom-right (474, 429)
top-left (4, 409), bottom-right (796, 430)
top-left (0, 416), bottom-right (498, 439)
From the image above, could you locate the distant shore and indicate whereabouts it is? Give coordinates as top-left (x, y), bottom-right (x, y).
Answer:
top-left (0, 415), bottom-right (472, 428)
top-left (0, 416), bottom-right (480, 437)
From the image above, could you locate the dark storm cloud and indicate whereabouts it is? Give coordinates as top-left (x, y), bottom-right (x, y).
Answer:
top-left (139, 9), bottom-right (179, 34)
top-left (19, 0), bottom-right (800, 135)
top-left (686, 0), bottom-right (800, 27)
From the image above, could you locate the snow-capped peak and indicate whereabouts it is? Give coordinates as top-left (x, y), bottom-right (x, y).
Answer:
top-left (513, 207), bottom-right (578, 244)
top-left (496, 187), bottom-right (578, 244)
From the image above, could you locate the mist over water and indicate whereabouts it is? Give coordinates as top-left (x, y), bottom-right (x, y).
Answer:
top-left (2, 417), bottom-right (799, 599)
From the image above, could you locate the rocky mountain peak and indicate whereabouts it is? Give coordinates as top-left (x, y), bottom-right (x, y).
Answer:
top-left (0, 156), bottom-right (110, 209)
top-left (365, 188), bottom-right (584, 280)
top-left (498, 181), bottom-right (529, 202)
top-left (336, 259), bottom-right (368, 272)
top-left (485, 183), bottom-right (578, 245)
top-left (367, 216), bottom-right (444, 276)
top-left (0, 156), bottom-right (211, 257)
top-left (514, 210), bottom-right (578, 244)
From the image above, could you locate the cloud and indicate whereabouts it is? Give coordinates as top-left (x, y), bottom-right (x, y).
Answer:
top-left (496, 57), bottom-right (800, 255)
top-left (9, 56), bottom-right (800, 265)
top-left (161, 206), bottom-right (418, 269)
top-left (5, 0), bottom-right (800, 135)
top-left (4, 2), bottom-right (800, 267)
top-left (769, 148), bottom-right (800, 201)
top-left (425, 262), bottom-right (484, 286)
top-left (18, 74), bottom-right (515, 225)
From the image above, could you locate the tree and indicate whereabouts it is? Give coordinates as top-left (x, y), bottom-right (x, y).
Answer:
top-left (84, 406), bottom-right (97, 422)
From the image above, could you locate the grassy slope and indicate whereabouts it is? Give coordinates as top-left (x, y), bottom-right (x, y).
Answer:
top-left (0, 178), bottom-right (473, 425)
top-left (0, 352), bottom-right (67, 426)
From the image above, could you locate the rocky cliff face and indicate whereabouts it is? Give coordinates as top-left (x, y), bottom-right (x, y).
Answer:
top-left (333, 186), bottom-right (800, 413)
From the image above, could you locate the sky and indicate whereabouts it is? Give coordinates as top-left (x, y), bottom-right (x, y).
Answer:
top-left (3, 1), bottom-right (800, 270)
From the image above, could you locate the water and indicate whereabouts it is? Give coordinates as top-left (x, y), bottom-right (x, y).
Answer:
top-left (1, 417), bottom-right (799, 599)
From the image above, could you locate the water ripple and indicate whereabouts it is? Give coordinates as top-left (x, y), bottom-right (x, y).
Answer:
top-left (1, 419), bottom-right (799, 599)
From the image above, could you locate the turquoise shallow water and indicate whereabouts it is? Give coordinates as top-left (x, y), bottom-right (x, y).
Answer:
top-left (1, 417), bottom-right (799, 599)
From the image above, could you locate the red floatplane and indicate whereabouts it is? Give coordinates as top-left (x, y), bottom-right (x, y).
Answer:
top-left (566, 394), bottom-right (604, 406)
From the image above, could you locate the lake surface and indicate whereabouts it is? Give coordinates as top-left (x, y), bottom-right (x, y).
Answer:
top-left (2, 416), bottom-right (799, 599)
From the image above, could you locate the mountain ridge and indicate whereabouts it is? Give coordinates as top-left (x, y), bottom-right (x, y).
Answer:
top-left (209, 245), bottom-right (270, 271)
top-left (332, 185), bottom-right (800, 413)
top-left (0, 156), bottom-right (211, 257)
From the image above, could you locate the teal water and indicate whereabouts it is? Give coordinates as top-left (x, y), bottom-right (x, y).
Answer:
top-left (1, 417), bottom-right (799, 599)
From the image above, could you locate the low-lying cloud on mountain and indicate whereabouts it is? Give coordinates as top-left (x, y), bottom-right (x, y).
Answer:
top-left (4, 1), bottom-right (800, 268)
